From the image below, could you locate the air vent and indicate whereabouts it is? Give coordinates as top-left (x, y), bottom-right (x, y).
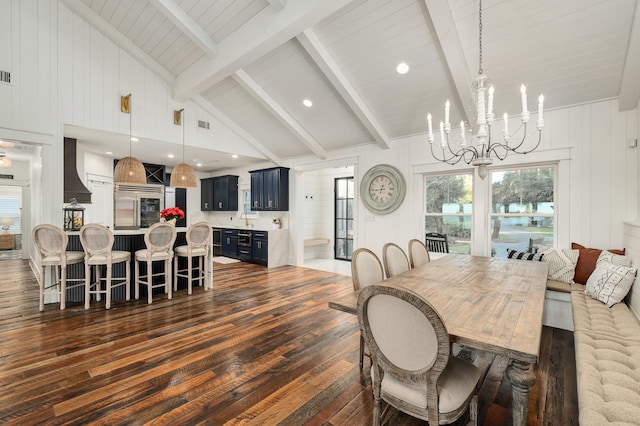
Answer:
top-left (0, 70), bottom-right (10, 84)
top-left (197, 120), bottom-right (210, 129)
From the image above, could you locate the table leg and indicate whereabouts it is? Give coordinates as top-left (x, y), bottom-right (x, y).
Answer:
top-left (506, 359), bottom-right (536, 426)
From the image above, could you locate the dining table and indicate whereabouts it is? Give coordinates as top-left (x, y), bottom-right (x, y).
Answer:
top-left (328, 253), bottom-right (549, 426)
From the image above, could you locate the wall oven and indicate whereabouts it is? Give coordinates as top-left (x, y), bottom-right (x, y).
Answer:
top-left (238, 231), bottom-right (252, 247)
top-left (114, 184), bottom-right (165, 230)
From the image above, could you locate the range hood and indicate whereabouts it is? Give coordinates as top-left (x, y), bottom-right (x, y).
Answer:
top-left (64, 137), bottom-right (92, 204)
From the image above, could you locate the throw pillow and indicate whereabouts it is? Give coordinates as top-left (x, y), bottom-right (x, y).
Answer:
top-left (540, 247), bottom-right (579, 284)
top-left (571, 243), bottom-right (626, 284)
top-left (585, 261), bottom-right (638, 307)
top-left (506, 248), bottom-right (544, 261)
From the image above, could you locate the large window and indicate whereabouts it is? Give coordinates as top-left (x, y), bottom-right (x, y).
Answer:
top-left (425, 173), bottom-right (472, 254)
top-left (0, 186), bottom-right (21, 232)
top-left (490, 166), bottom-right (555, 258)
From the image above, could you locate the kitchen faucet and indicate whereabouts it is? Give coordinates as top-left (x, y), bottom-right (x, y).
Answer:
top-left (241, 212), bottom-right (249, 227)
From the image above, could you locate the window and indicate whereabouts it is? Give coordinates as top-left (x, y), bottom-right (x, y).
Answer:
top-left (0, 186), bottom-right (21, 232)
top-left (242, 190), bottom-right (257, 218)
top-left (425, 173), bottom-right (472, 254)
top-left (490, 166), bottom-right (555, 258)
top-left (335, 177), bottom-right (354, 260)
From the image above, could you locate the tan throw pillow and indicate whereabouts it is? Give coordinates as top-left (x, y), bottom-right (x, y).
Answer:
top-left (540, 247), bottom-right (579, 284)
top-left (585, 262), bottom-right (638, 307)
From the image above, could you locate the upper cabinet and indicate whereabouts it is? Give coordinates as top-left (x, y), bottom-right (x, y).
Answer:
top-left (201, 178), bottom-right (214, 211)
top-left (250, 167), bottom-right (289, 211)
top-left (201, 175), bottom-right (238, 211)
top-left (213, 175), bottom-right (238, 211)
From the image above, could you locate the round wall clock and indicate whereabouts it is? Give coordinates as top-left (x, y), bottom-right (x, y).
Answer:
top-left (360, 164), bottom-right (406, 215)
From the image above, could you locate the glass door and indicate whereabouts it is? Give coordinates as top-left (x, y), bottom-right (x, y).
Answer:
top-left (335, 177), bottom-right (354, 260)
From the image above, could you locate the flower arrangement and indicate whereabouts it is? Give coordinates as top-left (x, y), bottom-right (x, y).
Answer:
top-left (160, 207), bottom-right (185, 222)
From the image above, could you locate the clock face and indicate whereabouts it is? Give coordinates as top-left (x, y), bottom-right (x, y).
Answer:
top-left (360, 164), bottom-right (406, 215)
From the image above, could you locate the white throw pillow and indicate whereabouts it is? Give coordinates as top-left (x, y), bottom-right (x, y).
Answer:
top-left (596, 250), bottom-right (633, 268)
top-left (540, 247), bottom-right (579, 284)
top-left (585, 261), bottom-right (638, 307)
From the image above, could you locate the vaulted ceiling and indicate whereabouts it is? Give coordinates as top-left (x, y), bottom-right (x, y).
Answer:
top-left (63, 0), bottom-right (640, 171)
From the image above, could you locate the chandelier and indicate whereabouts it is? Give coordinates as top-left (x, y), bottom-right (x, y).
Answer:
top-left (427, 0), bottom-right (544, 179)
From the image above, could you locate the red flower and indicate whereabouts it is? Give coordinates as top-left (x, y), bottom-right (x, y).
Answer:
top-left (160, 207), bottom-right (185, 221)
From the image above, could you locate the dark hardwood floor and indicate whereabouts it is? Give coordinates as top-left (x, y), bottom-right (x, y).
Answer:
top-left (0, 258), bottom-right (578, 425)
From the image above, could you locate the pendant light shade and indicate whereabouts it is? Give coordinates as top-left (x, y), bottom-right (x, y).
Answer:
top-left (114, 94), bottom-right (146, 185)
top-left (170, 108), bottom-right (197, 188)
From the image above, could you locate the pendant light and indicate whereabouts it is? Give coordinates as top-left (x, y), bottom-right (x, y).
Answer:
top-left (170, 108), bottom-right (197, 188)
top-left (113, 94), bottom-right (146, 185)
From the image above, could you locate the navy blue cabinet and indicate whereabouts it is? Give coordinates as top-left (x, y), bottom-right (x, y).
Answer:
top-left (250, 167), bottom-right (289, 211)
top-left (213, 175), bottom-right (238, 211)
top-left (200, 177), bottom-right (214, 211)
top-left (252, 231), bottom-right (268, 266)
top-left (221, 229), bottom-right (238, 258)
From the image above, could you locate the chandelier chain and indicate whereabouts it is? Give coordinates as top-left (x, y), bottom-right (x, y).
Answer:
top-left (478, 0), bottom-right (483, 75)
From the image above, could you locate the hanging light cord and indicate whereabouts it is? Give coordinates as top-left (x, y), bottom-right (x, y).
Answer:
top-left (478, 0), bottom-right (483, 75)
top-left (129, 98), bottom-right (133, 157)
top-left (182, 110), bottom-right (185, 163)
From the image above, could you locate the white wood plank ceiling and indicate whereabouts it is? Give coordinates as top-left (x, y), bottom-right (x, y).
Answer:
top-left (71, 0), bottom-right (640, 170)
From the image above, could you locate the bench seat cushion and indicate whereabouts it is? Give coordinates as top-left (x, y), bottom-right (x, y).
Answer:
top-left (574, 331), bottom-right (640, 425)
top-left (571, 291), bottom-right (640, 340)
top-left (546, 279), bottom-right (572, 293)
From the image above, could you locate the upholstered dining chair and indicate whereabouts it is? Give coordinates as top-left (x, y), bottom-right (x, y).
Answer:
top-left (351, 248), bottom-right (385, 370)
top-left (357, 285), bottom-right (482, 426)
top-left (382, 242), bottom-right (410, 278)
top-left (33, 224), bottom-right (85, 311)
top-left (425, 232), bottom-right (449, 253)
top-left (408, 239), bottom-right (430, 268)
top-left (134, 222), bottom-right (177, 304)
top-left (174, 222), bottom-right (211, 295)
top-left (79, 224), bottom-right (131, 309)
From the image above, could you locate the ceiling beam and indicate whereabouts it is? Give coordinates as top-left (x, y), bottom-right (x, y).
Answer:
top-left (297, 29), bottom-right (390, 150)
top-left (148, 0), bottom-right (218, 58)
top-left (268, 0), bottom-right (286, 12)
top-left (422, 0), bottom-right (472, 124)
top-left (60, 0), bottom-right (175, 85)
top-left (192, 96), bottom-right (283, 166)
top-left (233, 70), bottom-right (328, 160)
top-left (173, 0), bottom-right (355, 101)
top-left (619, 0), bottom-right (640, 111)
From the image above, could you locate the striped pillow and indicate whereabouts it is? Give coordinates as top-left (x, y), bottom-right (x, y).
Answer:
top-left (540, 248), bottom-right (579, 284)
top-left (507, 249), bottom-right (544, 261)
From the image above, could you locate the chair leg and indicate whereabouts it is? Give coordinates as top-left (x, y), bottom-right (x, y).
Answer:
top-left (135, 259), bottom-right (140, 300)
top-left (106, 265), bottom-right (112, 309)
top-left (96, 266), bottom-right (102, 302)
top-left (38, 265), bottom-right (46, 312)
top-left (166, 258), bottom-right (172, 300)
top-left (147, 260), bottom-right (153, 304)
top-left (125, 260), bottom-right (131, 301)
top-left (468, 394), bottom-right (478, 426)
top-left (359, 333), bottom-right (365, 370)
top-left (84, 264), bottom-right (91, 310)
top-left (60, 265), bottom-right (67, 310)
top-left (187, 256), bottom-right (193, 295)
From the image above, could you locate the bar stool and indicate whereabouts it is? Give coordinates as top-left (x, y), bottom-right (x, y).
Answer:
top-left (174, 222), bottom-right (211, 294)
top-left (134, 222), bottom-right (177, 304)
top-left (33, 224), bottom-right (85, 311)
top-left (79, 224), bottom-right (131, 309)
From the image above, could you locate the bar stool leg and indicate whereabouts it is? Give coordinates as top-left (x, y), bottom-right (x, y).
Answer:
top-left (106, 264), bottom-right (112, 309)
top-left (84, 263), bottom-right (91, 310)
top-left (147, 260), bottom-right (153, 305)
top-left (187, 256), bottom-right (193, 295)
top-left (125, 260), bottom-right (131, 301)
top-left (60, 265), bottom-right (67, 310)
top-left (135, 260), bottom-right (140, 300)
top-left (166, 258), bottom-right (172, 300)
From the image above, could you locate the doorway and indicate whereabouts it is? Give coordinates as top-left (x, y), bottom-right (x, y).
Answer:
top-left (0, 185), bottom-right (23, 260)
top-left (334, 176), bottom-right (354, 260)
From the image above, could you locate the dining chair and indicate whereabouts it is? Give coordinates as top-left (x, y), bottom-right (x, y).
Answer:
top-left (425, 232), bottom-right (450, 253)
top-left (79, 224), bottom-right (131, 309)
top-left (134, 222), bottom-right (177, 304)
top-left (382, 242), bottom-right (410, 278)
top-left (528, 237), bottom-right (545, 253)
top-left (174, 222), bottom-right (211, 295)
top-left (351, 248), bottom-right (385, 370)
top-left (408, 239), bottom-right (430, 268)
top-left (33, 224), bottom-right (85, 311)
top-left (357, 285), bottom-right (482, 426)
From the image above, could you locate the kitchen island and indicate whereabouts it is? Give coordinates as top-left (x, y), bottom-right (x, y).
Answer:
top-left (63, 227), bottom-right (213, 304)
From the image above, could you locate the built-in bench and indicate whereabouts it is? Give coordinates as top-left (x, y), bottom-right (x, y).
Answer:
top-left (303, 238), bottom-right (330, 247)
top-left (303, 238), bottom-right (331, 261)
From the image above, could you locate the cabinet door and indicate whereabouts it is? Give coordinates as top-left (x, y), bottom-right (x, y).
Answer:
top-left (263, 169), bottom-right (279, 210)
top-left (251, 232), bottom-right (268, 265)
top-left (200, 178), bottom-right (214, 211)
top-left (213, 177), bottom-right (227, 210)
top-left (250, 172), bottom-right (263, 210)
top-left (221, 229), bottom-right (238, 258)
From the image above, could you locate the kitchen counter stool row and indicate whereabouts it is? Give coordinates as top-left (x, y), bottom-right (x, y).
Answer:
top-left (33, 222), bottom-right (211, 311)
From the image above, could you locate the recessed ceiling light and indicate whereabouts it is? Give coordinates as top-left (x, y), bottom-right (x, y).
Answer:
top-left (232, 154), bottom-right (239, 159)
top-left (105, 151), bottom-right (113, 155)
top-left (196, 163), bottom-right (202, 167)
top-left (302, 99), bottom-right (313, 107)
top-left (130, 137), bottom-right (139, 142)
top-left (396, 62), bottom-right (409, 74)
top-left (168, 154), bottom-right (174, 158)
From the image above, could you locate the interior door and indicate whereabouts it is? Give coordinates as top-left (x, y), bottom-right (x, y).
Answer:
top-left (87, 179), bottom-right (112, 227)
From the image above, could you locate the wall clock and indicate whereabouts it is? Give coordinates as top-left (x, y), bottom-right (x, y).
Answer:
top-left (360, 164), bottom-right (406, 215)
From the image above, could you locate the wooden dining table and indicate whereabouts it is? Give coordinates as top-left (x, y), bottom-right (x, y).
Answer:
top-left (328, 253), bottom-right (549, 426)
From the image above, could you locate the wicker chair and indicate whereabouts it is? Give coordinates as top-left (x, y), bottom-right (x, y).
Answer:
top-left (33, 224), bottom-right (85, 311)
top-left (382, 242), bottom-right (410, 278)
top-left (174, 222), bottom-right (211, 295)
top-left (134, 222), bottom-right (177, 304)
top-left (357, 285), bottom-right (482, 426)
top-left (351, 248), bottom-right (385, 370)
top-left (79, 224), bottom-right (131, 309)
top-left (408, 239), bottom-right (430, 268)
top-left (425, 233), bottom-right (449, 253)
